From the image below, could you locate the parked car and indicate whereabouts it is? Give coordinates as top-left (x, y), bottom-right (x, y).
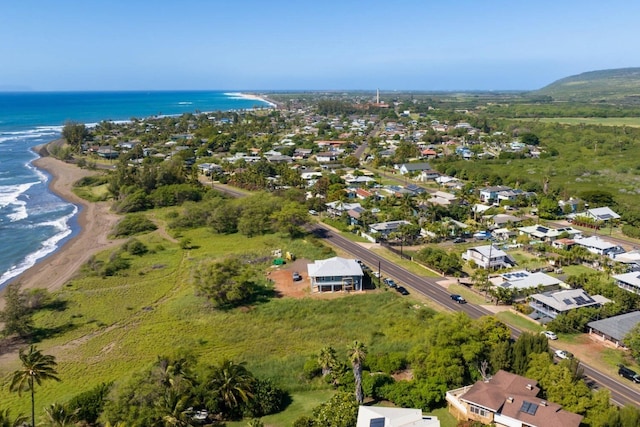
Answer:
top-left (384, 278), bottom-right (397, 288)
top-left (396, 286), bottom-right (409, 295)
top-left (308, 209), bottom-right (318, 216)
top-left (618, 365), bottom-right (640, 383)
top-left (555, 350), bottom-right (573, 360)
top-left (292, 272), bottom-right (301, 281)
top-left (453, 237), bottom-right (466, 243)
top-left (372, 271), bottom-right (381, 278)
top-left (541, 330), bottom-right (558, 340)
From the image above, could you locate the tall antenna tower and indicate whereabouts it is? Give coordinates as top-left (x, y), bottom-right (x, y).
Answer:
top-left (376, 88), bottom-right (380, 104)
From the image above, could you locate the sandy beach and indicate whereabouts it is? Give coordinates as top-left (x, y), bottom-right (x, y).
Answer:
top-left (0, 147), bottom-right (122, 306)
top-left (225, 92), bottom-right (279, 108)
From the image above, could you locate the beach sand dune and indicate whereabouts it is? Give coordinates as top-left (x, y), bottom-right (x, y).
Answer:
top-left (0, 154), bottom-right (122, 307)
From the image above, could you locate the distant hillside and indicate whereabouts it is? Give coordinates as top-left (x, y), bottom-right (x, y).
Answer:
top-left (533, 68), bottom-right (640, 103)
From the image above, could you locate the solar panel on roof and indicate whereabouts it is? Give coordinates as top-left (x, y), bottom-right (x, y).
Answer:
top-left (563, 298), bottom-right (573, 305)
top-left (370, 418), bottom-right (385, 427)
top-left (600, 214), bottom-right (613, 219)
top-left (536, 226), bottom-right (549, 233)
top-left (574, 296), bottom-right (586, 305)
top-left (520, 401), bottom-right (538, 415)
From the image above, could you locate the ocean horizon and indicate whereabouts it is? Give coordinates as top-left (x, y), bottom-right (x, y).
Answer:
top-left (0, 90), bottom-right (271, 289)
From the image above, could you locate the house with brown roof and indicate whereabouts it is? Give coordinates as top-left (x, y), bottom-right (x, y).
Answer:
top-left (446, 370), bottom-right (582, 427)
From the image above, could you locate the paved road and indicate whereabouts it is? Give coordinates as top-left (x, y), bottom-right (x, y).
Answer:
top-left (310, 223), bottom-right (640, 407)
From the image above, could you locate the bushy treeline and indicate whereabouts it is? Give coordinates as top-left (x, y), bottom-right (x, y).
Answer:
top-left (168, 191), bottom-right (309, 238)
top-left (108, 158), bottom-right (204, 213)
top-left (414, 247), bottom-right (462, 275)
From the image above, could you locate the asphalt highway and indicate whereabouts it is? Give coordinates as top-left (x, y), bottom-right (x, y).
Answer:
top-left (310, 223), bottom-right (640, 407)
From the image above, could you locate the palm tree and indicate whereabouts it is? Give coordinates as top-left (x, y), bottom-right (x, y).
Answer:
top-left (208, 360), bottom-right (255, 417)
top-left (43, 403), bottom-right (78, 427)
top-left (347, 341), bottom-right (367, 404)
top-left (317, 346), bottom-right (338, 378)
top-left (0, 409), bottom-right (27, 427)
top-left (10, 345), bottom-right (61, 427)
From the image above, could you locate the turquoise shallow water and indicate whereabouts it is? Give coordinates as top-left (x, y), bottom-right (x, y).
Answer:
top-left (0, 91), bottom-right (269, 288)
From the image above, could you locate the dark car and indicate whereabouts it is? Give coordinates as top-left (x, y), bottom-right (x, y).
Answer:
top-left (450, 294), bottom-right (466, 304)
top-left (618, 365), bottom-right (640, 383)
top-left (453, 237), bottom-right (466, 243)
top-left (396, 286), bottom-right (409, 295)
top-left (292, 272), bottom-right (301, 281)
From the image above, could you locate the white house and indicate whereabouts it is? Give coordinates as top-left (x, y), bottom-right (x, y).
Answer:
top-left (356, 406), bottom-right (440, 427)
top-left (307, 257), bottom-right (364, 293)
top-left (613, 271), bottom-right (640, 295)
top-left (573, 236), bottom-right (625, 257)
top-left (462, 245), bottom-right (515, 270)
top-left (397, 162), bottom-right (431, 175)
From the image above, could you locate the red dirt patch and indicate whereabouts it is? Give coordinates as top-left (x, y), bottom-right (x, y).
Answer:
top-left (267, 258), bottom-right (312, 299)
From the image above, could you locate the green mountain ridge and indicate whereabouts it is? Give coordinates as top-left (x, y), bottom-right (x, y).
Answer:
top-left (533, 67), bottom-right (640, 103)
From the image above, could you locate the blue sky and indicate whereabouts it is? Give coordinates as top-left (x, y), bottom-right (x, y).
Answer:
top-left (1, 0), bottom-right (639, 91)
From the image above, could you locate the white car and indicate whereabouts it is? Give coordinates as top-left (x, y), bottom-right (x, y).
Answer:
top-left (555, 349), bottom-right (572, 359)
top-left (541, 330), bottom-right (558, 340)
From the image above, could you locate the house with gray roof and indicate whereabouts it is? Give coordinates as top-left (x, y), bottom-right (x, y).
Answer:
top-left (573, 236), bottom-right (625, 257)
top-left (529, 288), bottom-right (610, 322)
top-left (490, 270), bottom-right (565, 296)
top-left (369, 220), bottom-right (412, 238)
top-left (588, 311), bottom-right (640, 348)
top-left (517, 225), bottom-right (582, 242)
top-left (397, 162), bottom-right (431, 175)
top-left (307, 257), bottom-right (363, 293)
top-left (613, 271), bottom-right (640, 295)
top-left (446, 370), bottom-right (582, 427)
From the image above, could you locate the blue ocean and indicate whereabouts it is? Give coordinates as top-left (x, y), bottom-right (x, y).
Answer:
top-left (0, 91), bottom-right (270, 289)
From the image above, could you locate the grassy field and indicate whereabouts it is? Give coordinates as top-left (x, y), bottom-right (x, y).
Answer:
top-left (519, 117), bottom-right (640, 127)
top-left (0, 225), bottom-right (440, 422)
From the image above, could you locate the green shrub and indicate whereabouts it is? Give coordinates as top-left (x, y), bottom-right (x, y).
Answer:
top-left (114, 214), bottom-right (157, 237)
top-left (302, 358), bottom-right (322, 380)
top-left (66, 382), bottom-right (112, 424)
top-left (124, 238), bottom-right (148, 256)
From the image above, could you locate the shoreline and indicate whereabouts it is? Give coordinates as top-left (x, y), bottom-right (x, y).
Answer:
top-left (0, 145), bottom-right (123, 306)
top-left (224, 91), bottom-right (279, 108)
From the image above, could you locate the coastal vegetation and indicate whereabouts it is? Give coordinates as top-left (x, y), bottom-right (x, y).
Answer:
top-left (6, 80), bottom-right (640, 425)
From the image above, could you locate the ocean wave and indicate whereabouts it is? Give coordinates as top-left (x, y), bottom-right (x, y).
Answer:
top-left (178, 101), bottom-right (193, 105)
top-left (0, 126), bottom-right (62, 144)
top-left (0, 182), bottom-right (38, 209)
top-left (7, 200), bottom-right (28, 222)
top-left (0, 206), bottom-right (76, 287)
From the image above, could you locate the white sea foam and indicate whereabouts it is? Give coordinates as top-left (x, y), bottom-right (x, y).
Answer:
top-left (7, 200), bottom-right (28, 222)
top-left (0, 182), bottom-right (38, 209)
top-left (178, 101), bottom-right (193, 105)
top-left (0, 206), bottom-right (77, 287)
